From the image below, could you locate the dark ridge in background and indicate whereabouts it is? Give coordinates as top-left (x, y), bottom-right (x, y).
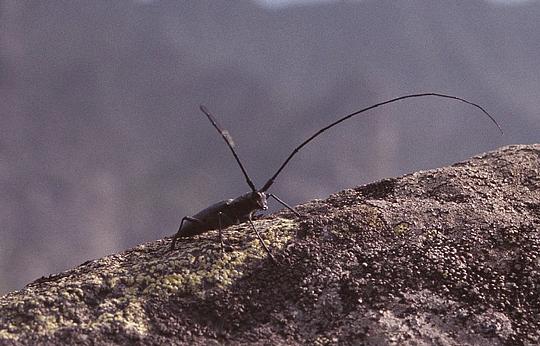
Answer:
top-left (0, 0), bottom-right (539, 293)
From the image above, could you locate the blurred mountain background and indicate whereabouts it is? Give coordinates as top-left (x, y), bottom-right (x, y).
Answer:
top-left (1, 0), bottom-right (539, 294)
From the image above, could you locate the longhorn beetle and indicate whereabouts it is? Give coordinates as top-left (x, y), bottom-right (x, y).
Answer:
top-left (169, 93), bottom-right (503, 261)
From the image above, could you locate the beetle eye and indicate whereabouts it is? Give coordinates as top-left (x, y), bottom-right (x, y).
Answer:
top-left (256, 192), bottom-right (268, 210)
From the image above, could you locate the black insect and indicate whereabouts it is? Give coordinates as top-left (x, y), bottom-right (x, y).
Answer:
top-left (169, 93), bottom-right (503, 261)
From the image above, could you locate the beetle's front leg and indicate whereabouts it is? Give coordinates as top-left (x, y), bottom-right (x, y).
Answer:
top-left (247, 213), bottom-right (277, 264)
top-left (267, 193), bottom-right (301, 217)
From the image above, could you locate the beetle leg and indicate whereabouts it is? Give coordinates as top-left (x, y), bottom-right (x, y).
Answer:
top-left (170, 216), bottom-right (203, 251)
top-left (218, 212), bottom-right (225, 253)
top-left (217, 211), bottom-right (238, 253)
top-left (267, 193), bottom-right (301, 217)
top-left (247, 213), bottom-right (277, 264)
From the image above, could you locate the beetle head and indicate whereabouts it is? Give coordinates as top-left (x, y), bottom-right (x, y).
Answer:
top-left (252, 191), bottom-right (268, 210)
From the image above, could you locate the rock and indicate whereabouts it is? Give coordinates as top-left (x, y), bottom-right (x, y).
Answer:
top-left (1, 144), bottom-right (539, 345)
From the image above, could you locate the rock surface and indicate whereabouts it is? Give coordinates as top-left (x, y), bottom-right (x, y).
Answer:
top-left (1, 144), bottom-right (539, 345)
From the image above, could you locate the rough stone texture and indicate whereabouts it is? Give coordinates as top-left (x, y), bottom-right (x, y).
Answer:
top-left (1, 144), bottom-right (539, 345)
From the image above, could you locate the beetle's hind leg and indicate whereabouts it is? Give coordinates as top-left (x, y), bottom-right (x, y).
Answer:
top-left (218, 212), bottom-right (237, 253)
top-left (169, 216), bottom-right (202, 251)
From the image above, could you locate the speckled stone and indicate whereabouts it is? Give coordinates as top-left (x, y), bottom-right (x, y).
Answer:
top-left (1, 144), bottom-right (538, 345)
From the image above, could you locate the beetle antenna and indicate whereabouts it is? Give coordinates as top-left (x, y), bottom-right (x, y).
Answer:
top-left (199, 105), bottom-right (257, 192)
top-left (260, 92), bottom-right (503, 192)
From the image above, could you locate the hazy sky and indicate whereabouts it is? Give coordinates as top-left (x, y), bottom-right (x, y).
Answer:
top-left (2, 0), bottom-right (539, 295)
top-left (254, 0), bottom-right (537, 8)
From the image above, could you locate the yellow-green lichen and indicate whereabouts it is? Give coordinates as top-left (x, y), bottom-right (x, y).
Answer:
top-left (425, 228), bottom-right (445, 240)
top-left (393, 222), bottom-right (410, 236)
top-left (0, 329), bottom-right (19, 341)
top-left (140, 217), bottom-right (297, 299)
top-left (0, 216), bottom-right (298, 340)
top-left (34, 314), bottom-right (65, 334)
top-left (90, 299), bottom-right (149, 336)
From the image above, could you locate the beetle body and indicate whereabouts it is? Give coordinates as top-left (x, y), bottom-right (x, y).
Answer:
top-left (170, 191), bottom-right (267, 249)
top-left (168, 94), bottom-right (502, 260)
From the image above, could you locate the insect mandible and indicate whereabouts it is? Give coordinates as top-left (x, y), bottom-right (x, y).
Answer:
top-left (169, 92), bottom-right (503, 262)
